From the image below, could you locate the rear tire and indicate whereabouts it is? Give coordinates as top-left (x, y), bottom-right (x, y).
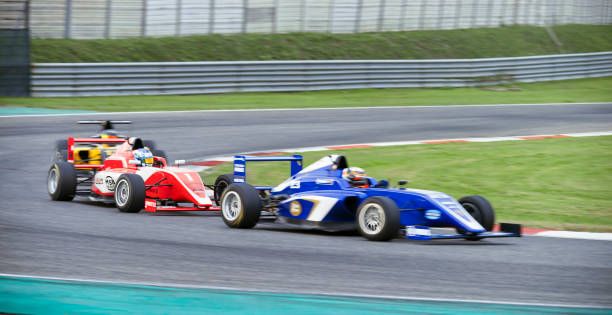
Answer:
top-left (214, 174), bottom-right (233, 203)
top-left (355, 196), bottom-right (400, 241)
top-left (459, 195), bottom-right (495, 231)
top-left (114, 174), bottom-right (145, 213)
top-left (54, 149), bottom-right (68, 162)
top-left (220, 183), bottom-right (261, 229)
top-left (48, 162), bottom-right (76, 201)
top-left (55, 139), bottom-right (68, 151)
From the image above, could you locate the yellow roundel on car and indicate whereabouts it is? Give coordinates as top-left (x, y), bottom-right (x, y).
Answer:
top-left (290, 201), bottom-right (302, 216)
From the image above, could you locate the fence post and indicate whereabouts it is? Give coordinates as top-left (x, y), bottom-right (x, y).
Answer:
top-left (399, 0), bottom-right (407, 30)
top-left (327, 0), bottom-right (334, 33)
top-left (437, 0), bottom-right (445, 29)
top-left (176, 0), bottom-right (182, 36)
top-left (141, 0), bottom-right (147, 37)
top-left (471, 0), bottom-right (478, 27)
top-left (354, 0), bottom-right (363, 33)
top-left (301, 0), bottom-right (307, 32)
top-left (65, 0), bottom-right (72, 38)
top-left (209, 0), bottom-right (214, 34)
top-left (377, 0), bottom-right (386, 31)
top-left (455, 0), bottom-right (461, 29)
top-left (513, 0), bottom-right (519, 25)
top-left (105, 0), bottom-right (112, 38)
top-left (274, 0), bottom-right (280, 33)
top-left (486, 0), bottom-right (493, 27)
top-left (242, 0), bottom-right (248, 33)
top-left (418, 0), bottom-right (426, 29)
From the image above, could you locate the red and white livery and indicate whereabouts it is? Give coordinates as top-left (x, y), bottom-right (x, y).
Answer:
top-left (47, 137), bottom-right (219, 213)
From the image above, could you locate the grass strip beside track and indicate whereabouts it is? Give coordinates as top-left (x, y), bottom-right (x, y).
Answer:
top-left (202, 136), bottom-right (612, 232)
top-left (1, 77), bottom-right (611, 112)
top-left (30, 25), bottom-right (612, 63)
top-left (1, 276), bottom-right (609, 314)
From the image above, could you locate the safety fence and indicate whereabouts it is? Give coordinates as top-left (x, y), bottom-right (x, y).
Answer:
top-left (0, 0), bottom-right (30, 96)
top-left (30, 52), bottom-right (612, 97)
top-left (30, 0), bottom-right (612, 39)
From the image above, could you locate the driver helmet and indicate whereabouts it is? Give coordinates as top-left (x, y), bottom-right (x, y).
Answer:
top-left (133, 148), bottom-right (154, 167)
top-left (342, 167), bottom-right (369, 188)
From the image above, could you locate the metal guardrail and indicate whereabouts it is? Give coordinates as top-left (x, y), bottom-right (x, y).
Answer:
top-left (31, 52), bottom-right (612, 97)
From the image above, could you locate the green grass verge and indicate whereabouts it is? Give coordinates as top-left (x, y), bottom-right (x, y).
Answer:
top-left (31, 25), bottom-right (612, 63)
top-left (1, 77), bottom-right (611, 112)
top-left (201, 136), bottom-right (612, 232)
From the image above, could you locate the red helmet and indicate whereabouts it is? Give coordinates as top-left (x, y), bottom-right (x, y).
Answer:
top-left (342, 167), bottom-right (369, 188)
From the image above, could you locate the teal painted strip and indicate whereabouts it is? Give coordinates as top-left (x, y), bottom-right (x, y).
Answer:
top-left (0, 276), bottom-right (609, 315)
top-left (0, 106), bottom-right (97, 116)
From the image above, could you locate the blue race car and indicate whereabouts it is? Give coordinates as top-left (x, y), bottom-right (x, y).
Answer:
top-left (216, 155), bottom-right (521, 241)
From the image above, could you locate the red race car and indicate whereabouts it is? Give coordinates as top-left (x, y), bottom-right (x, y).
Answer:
top-left (47, 137), bottom-right (219, 213)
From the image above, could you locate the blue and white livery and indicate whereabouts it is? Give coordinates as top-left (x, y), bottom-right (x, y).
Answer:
top-left (217, 155), bottom-right (521, 241)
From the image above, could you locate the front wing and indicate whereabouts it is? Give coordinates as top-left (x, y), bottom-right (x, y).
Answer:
top-left (405, 223), bottom-right (522, 241)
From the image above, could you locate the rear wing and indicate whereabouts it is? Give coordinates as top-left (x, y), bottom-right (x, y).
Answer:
top-left (78, 120), bottom-right (131, 130)
top-left (233, 155), bottom-right (303, 186)
top-left (68, 137), bottom-right (127, 169)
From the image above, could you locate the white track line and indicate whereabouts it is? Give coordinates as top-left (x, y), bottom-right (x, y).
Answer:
top-left (534, 231), bottom-right (612, 241)
top-left (1, 102), bottom-right (610, 118)
top-left (1, 273), bottom-right (609, 309)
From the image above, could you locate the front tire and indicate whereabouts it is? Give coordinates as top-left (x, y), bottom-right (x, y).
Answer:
top-left (214, 174), bottom-right (233, 203)
top-left (459, 195), bottom-right (495, 231)
top-left (114, 174), bottom-right (145, 213)
top-left (220, 183), bottom-right (261, 229)
top-left (355, 196), bottom-right (400, 241)
top-left (48, 162), bottom-right (77, 201)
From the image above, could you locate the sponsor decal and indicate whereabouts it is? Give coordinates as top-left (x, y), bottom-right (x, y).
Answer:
top-left (315, 179), bottom-right (334, 185)
top-left (407, 226), bottom-right (431, 236)
top-left (105, 176), bottom-right (116, 191)
top-left (95, 177), bottom-right (103, 185)
top-left (145, 200), bottom-right (157, 208)
top-left (289, 201), bottom-right (302, 216)
top-left (290, 180), bottom-right (300, 189)
top-left (424, 209), bottom-right (441, 220)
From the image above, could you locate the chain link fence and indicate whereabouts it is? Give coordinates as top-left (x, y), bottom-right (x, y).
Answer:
top-left (0, 0), bottom-right (30, 96)
top-left (30, 0), bottom-right (612, 39)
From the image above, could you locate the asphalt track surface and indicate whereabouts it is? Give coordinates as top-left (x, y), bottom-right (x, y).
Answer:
top-left (1, 103), bottom-right (612, 307)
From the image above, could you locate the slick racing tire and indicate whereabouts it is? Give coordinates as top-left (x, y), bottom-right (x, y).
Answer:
top-left (55, 139), bottom-right (68, 151)
top-left (220, 183), bottom-right (262, 229)
top-left (54, 149), bottom-right (68, 162)
top-left (114, 174), bottom-right (145, 213)
top-left (54, 139), bottom-right (68, 161)
top-left (356, 196), bottom-right (400, 241)
top-left (459, 195), bottom-right (495, 231)
top-left (48, 162), bottom-right (77, 201)
top-left (214, 174), bottom-right (233, 203)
